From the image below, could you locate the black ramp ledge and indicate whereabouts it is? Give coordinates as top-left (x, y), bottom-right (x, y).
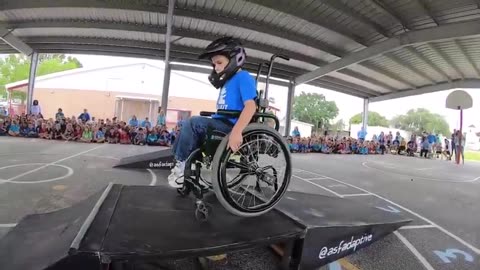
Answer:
top-left (0, 184), bottom-right (411, 270)
top-left (113, 148), bottom-right (175, 170)
top-left (0, 184), bottom-right (114, 270)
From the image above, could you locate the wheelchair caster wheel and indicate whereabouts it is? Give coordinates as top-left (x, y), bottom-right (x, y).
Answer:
top-left (195, 201), bottom-right (211, 222)
top-left (177, 185), bottom-right (190, 197)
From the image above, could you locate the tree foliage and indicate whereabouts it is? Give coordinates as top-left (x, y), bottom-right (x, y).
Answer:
top-left (292, 91), bottom-right (339, 130)
top-left (0, 54), bottom-right (82, 101)
top-left (390, 108), bottom-right (450, 136)
top-left (330, 119), bottom-right (346, 131)
top-left (349, 111), bottom-right (389, 127)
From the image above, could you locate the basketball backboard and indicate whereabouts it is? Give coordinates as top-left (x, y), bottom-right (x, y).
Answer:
top-left (446, 90), bottom-right (473, 110)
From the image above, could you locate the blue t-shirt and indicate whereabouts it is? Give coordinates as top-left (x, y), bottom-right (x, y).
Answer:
top-left (96, 130), bottom-right (105, 139)
top-left (129, 119), bottom-right (138, 127)
top-left (212, 70), bottom-right (257, 124)
top-left (9, 124), bottom-right (20, 133)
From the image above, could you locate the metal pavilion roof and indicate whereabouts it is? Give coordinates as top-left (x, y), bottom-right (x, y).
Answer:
top-left (1, 0), bottom-right (480, 101)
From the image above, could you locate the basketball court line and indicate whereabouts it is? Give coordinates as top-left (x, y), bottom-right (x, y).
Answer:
top-left (341, 193), bottom-right (372, 197)
top-left (294, 167), bottom-right (480, 270)
top-left (400, 225), bottom-right (437, 230)
top-left (147, 169), bottom-right (157, 186)
top-left (295, 168), bottom-right (480, 254)
top-left (292, 175), bottom-right (344, 198)
top-left (3, 145), bottom-right (106, 183)
top-left (0, 223), bottom-right (16, 228)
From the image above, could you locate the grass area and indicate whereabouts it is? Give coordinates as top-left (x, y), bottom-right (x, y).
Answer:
top-left (465, 151), bottom-right (480, 161)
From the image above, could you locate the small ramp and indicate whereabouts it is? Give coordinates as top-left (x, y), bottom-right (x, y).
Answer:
top-left (0, 184), bottom-right (411, 270)
top-left (113, 148), bottom-right (175, 169)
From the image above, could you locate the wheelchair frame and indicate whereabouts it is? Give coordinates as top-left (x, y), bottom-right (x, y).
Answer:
top-left (176, 54), bottom-right (292, 221)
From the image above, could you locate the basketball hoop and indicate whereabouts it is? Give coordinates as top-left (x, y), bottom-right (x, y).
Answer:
top-left (445, 90), bottom-right (473, 164)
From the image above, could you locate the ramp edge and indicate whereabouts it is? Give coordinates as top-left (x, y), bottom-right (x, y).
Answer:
top-left (69, 182), bottom-right (114, 254)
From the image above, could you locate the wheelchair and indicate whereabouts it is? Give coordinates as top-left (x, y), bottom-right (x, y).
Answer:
top-left (176, 54), bottom-right (293, 221)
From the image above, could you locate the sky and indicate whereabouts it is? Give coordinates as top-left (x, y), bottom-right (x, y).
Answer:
top-left (40, 54), bottom-right (480, 131)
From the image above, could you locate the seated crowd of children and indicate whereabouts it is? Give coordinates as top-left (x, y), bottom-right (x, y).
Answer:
top-left (287, 135), bottom-right (387, 155)
top-left (0, 112), bottom-right (178, 146)
top-left (287, 131), bottom-right (451, 159)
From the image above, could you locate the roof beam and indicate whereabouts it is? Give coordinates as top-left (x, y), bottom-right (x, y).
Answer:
top-left (26, 39), bottom-right (302, 80)
top-left (453, 39), bottom-right (480, 78)
top-left (320, 76), bottom-right (383, 96)
top-left (0, 27), bottom-right (33, 55)
top-left (25, 36), bottom-right (382, 96)
top-left (4, 20), bottom-right (397, 91)
top-left (295, 19), bottom-right (480, 85)
top-left (367, 0), bottom-right (411, 31)
top-left (426, 43), bottom-right (465, 79)
top-left (244, 0), bottom-right (368, 46)
top-left (170, 63), bottom-right (291, 88)
top-left (338, 69), bottom-right (396, 92)
top-left (311, 80), bottom-right (370, 99)
top-left (404, 46), bottom-right (451, 82)
top-left (319, 0), bottom-right (390, 38)
top-left (0, 0), bottom-right (344, 58)
top-left (370, 79), bottom-right (480, 102)
top-left (358, 62), bottom-right (417, 89)
top-left (383, 53), bottom-right (436, 84)
top-left (415, 0), bottom-right (440, 26)
top-left (5, 20), bottom-right (328, 68)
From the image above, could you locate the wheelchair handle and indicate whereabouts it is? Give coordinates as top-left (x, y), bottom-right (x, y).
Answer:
top-left (264, 54), bottom-right (290, 112)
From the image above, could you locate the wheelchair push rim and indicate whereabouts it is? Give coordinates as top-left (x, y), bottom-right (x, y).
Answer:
top-left (211, 123), bottom-right (292, 217)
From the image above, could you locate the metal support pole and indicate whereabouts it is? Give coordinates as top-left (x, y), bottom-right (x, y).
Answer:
top-left (26, 52), bottom-right (39, 115)
top-left (362, 98), bottom-right (369, 131)
top-left (285, 80), bottom-right (295, 137)
top-left (160, 0), bottom-right (175, 114)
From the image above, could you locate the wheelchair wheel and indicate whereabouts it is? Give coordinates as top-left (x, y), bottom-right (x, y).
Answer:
top-left (211, 123), bottom-right (292, 217)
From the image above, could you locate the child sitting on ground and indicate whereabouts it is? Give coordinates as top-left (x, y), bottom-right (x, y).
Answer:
top-left (80, 125), bottom-right (93, 143)
top-left (73, 125), bottom-right (82, 141)
top-left (134, 128), bottom-right (146, 145)
top-left (94, 127), bottom-right (105, 143)
top-left (146, 130), bottom-right (159, 146)
top-left (24, 123), bottom-right (38, 138)
top-left (62, 123), bottom-right (75, 141)
top-left (8, 120), bottom-right (20, 137)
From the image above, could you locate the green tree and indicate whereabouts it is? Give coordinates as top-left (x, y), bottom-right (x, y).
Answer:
top-left (331, 119), bottom-right (346, 131)
top-left (390, 108), bottom-right (450, 136)
top-left (292, 91), bottom-right (339, 130)
top-left (0, 54), bottom-right (82, 101)
top-left (349, 111), bottom-right (389, 127)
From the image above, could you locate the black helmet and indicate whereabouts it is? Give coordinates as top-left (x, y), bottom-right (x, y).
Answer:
top-left (199, 36), bottom-right (246, 89)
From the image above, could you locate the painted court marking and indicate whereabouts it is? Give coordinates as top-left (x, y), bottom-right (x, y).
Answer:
top-left (342, 193), bottom-right (372, 197)
top-left (82, 154), bottom-right (120, 160)
top-left (0, 163), bottom-right (74, 184)
top-left (294, 168), bottom-right (480, 270)
top-left (394, 231), bottom-right (435, 270)
top-left (0, 223), bottom-right (16, 228)
top-left (362, 161), bottom-right (480, 183)
top-left (293, 175), bottom-right (344, 198)
top-left (0, 145), bottom-right (105, 184)
top-left (400, 225), bottom-right (437, 230)
top-left (147, 169), bottom-right (157, 186)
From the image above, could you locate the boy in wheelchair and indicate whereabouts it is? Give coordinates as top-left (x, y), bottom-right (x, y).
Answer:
top-left (168, 37), bottom-right (258, 188)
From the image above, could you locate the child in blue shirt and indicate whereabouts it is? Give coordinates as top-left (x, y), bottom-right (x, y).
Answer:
top-left (147, 130), bottom-right (158, 146)
top-left (94, 127), bottom-right (105, 143)
top-left (168, 37), bottom-right (257, 187)
top-left (8, 120), bottom-right (20, 137)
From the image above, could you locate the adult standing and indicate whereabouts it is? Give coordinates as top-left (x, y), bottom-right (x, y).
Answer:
top-left (30, 100), bottom-right (42, 118)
